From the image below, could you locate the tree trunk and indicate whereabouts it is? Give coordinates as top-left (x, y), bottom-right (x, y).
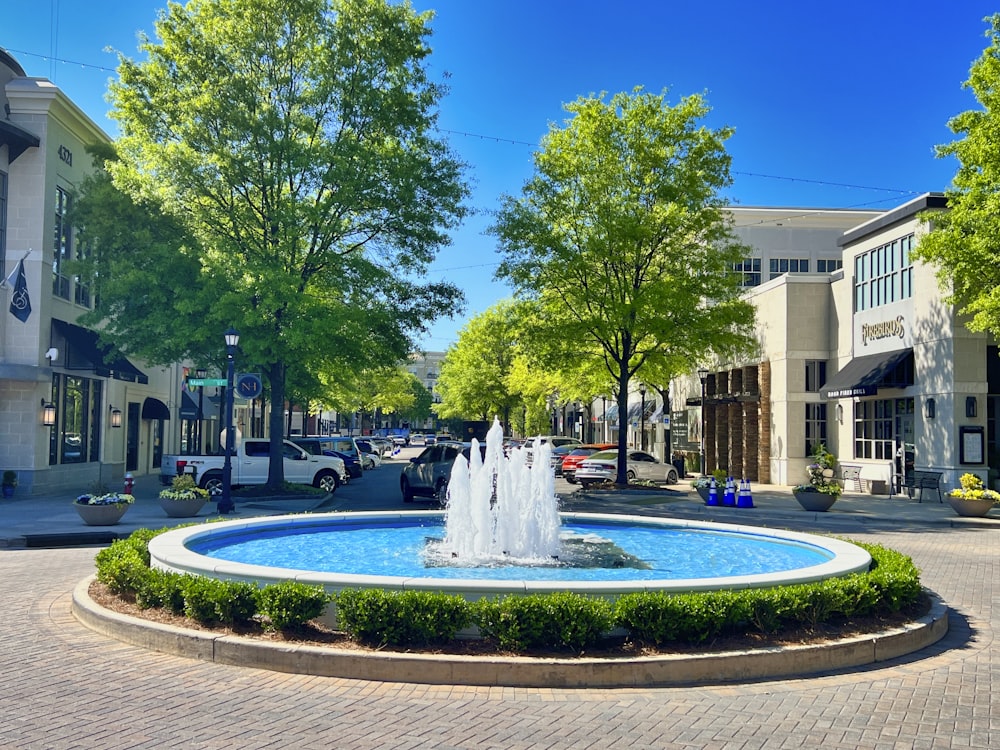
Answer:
top-left (267, 362), bottom-right (287, 489)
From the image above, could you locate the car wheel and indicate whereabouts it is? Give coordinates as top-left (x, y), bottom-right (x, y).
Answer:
top-left (626, 469), bottom-right (637, 482)
top-left (314, 470), bottom-right (338, 493)
top-left (199, 471), bottom-right (224, 497)
top-left (365, 456), bottom-right (375, 470)
top-left (401, 477), bottom-right (414, 503)
top-left (434, 478), bottom-right (449, 506)
top-left (565, 475), bottom-right (577, 484)
top-left (665, 467), bottom-right (679, 484)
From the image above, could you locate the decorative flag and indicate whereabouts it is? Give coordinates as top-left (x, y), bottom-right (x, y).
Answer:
top-left (8, 259), bottom-right (30, 322)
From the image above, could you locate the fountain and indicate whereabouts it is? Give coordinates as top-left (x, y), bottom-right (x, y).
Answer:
top-left (148, 418), bottom-right (871, 613)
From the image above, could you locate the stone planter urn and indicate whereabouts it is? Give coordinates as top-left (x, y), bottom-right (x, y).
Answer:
top-left (695, 486), bottom-right (711, 502)
top-left (793, 490), bottom-right (838, 512)
top-left (73, 501), bottom-right (130, 526)
top-left (158, 496), bottom-right (208, 518)
top-left (947, 496), bottom-right (995, 518)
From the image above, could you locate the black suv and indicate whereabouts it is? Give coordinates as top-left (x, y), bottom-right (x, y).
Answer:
top-left (400, 442), bottom-right (487, 503)
top-left (291, 437), bottom-right (363, 480)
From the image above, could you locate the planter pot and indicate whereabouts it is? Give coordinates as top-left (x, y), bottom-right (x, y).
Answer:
top-left (793, 490), bottom-right (838, 512)
top-left (695, 486), bottom-right (711, 502)
top-left (2, 485), bottom-right (14, 498)
top-left (158, 496), bottom-right (208, 518)
top-left (947, 496), bottom-right (995, 517)
top-left (73, 501), bottom-right (130, 526)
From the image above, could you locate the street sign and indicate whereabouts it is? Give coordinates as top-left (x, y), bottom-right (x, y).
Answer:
top-left (187, 378), bottom-right (227, 387)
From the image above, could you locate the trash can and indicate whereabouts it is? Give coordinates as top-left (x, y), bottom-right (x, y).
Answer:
top-left (672, 457), bottom-right (686, 480)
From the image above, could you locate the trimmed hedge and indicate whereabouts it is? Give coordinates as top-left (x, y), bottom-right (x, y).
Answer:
top-left (93, 530), bottom-right (924, 653)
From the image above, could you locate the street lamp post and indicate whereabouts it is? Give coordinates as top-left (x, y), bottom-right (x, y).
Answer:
top-left (601, 395), bottom-right (607, 443)
top-left (195, 367), bottom-right (207, 453)
top-left (697, 368), bottom-right (709, 476)
top-left (218, 328), bottom-right (240, 515)
top-left (639, 383), bottom-right (647, 451)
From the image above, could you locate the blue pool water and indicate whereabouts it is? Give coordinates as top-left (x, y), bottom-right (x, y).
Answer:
top-left (188, 518), bottom-right (833, 582)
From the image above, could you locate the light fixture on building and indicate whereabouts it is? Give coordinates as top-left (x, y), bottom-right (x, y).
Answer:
top-left (109, 406), bottom-right (123, 429)
top-left (924, 398), bottom-right (936, 420)
top-left (41, 399), bottom-right (56, 427)
top-left (836, 403), bottom-right (844, 424)
top-left (966, 396), bottom-right (977, 418)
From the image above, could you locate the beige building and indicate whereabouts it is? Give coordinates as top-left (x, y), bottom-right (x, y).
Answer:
top-left (679, 193), bottom-right (993, 492)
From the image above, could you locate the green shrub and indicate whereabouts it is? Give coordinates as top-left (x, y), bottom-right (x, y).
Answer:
top-left (473, 592), bottom-right (614, 652)
top-left (614, 590), bottom-right (748, 645)
top-left (255, 581), bottom-right (330, 631)
top-left (335, 588), bottom-right (471, 647)
top-left (94, 540), bottom-right (149, 595)
top-left (217, 580), bottom-right (259, 626)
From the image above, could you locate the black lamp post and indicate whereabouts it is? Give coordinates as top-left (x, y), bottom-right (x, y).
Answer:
top-left (697, 368), bottom-right (709, 475)
top-left (195, 367), bottom-right (207, 453)
top-left (218, 328), bottom-right (240, 514)
top-left (639, 383), bottom-right (647, 451)
top-left (601, 395), bottom-right (607, 443)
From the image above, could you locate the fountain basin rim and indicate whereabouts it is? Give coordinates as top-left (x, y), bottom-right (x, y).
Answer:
top-left (147, 511), bottom-right (872, 596)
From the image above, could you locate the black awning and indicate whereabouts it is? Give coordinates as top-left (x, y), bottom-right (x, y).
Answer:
top-left (51, 319), bottom-right (149, 384)
top-left (179, 391), bottom-right (200, 420)
top-left (819, 349), bottom-right (914, 399)
top-left (142, 397), bottom-right (170, 420)
top-left (0, 119), bottom-right (40, 164)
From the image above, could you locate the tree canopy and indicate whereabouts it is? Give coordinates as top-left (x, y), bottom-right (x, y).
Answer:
top-left (492, 88), bottom-right (756, 483)
top-left (90, 0), bottom-right (468, 486)
top-left (914, 14), bottom-right (1000, 336)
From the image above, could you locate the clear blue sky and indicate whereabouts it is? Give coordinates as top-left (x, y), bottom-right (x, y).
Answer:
top-left (3, 1), bottom-right (997, 349)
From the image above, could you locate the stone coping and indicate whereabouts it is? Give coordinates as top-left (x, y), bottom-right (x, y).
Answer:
top-left (71, 576), bottom-right (949, 688)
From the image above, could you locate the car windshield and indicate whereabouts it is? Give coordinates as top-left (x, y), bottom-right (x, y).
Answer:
top-left (568, 448), bottom-right (596, 457)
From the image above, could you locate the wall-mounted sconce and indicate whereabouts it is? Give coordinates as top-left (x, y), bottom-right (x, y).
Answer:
top-left (835, 403), bottom-right (844, 424)
top-left (924, 398), bottom-right (936, 420)
top-left (966, 396), bottom-right (977, 418)
top-left (109, 406), bottom-right (123, 429)
top-left (41, 398), bottom-right (56, 427)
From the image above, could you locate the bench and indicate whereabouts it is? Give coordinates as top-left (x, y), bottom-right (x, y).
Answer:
top-left (840, 465), bottom-right (862, 492)
top-left (899, 470), bottom-right (943, 503)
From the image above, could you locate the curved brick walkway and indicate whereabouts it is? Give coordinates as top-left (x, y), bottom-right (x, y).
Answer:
top-left (1, 520), bottom-right (997, 749)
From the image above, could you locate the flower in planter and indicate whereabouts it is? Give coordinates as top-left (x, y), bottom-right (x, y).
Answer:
top-left (75, 492), bottom-right (135, 506)
top-left (794, 443), bottom-right (842, 497)
top-left (159, 474), bottom-right (210, 502)
top-left (690, 476), bottom-right (713, 490)
top-left (949, 473), bottom-right (1000, 503)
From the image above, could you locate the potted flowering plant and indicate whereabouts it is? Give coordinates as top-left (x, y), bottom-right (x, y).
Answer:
top-left (158, 474), bottom-right (210, 517)
top-left (73, 485), bottom-right (135, 525)
top-left (947, 473), bottom-right (999, 517)
top-left (793, 443), bottom-right (842, 512)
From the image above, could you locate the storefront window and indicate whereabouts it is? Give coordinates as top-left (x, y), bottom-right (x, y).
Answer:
top-left (49, 374), bottom-right (103, 465)
top-left (805, 403), bottom-right (827, 455)
top-left (854, 234), bottom-right (913, 312)
top-left (854, 398), bottom-right (913, 460)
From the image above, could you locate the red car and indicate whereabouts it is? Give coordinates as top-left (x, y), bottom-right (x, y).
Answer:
top-left (561, 444), bottom-right (616, 484)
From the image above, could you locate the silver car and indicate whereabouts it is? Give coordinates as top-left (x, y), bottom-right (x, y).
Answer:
top-left (400, 442), bottom-right (487, 503)
top-left (575, 449), bottom-right (679, 487)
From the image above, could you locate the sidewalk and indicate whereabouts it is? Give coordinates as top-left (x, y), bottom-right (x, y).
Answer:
top-left (2, 472), bottom-right (997, 549)
top-left (0, 473), bottom-right (333, 548)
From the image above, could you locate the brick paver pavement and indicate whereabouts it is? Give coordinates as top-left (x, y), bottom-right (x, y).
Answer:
top-left (1, 477), bottom-right (998, 749)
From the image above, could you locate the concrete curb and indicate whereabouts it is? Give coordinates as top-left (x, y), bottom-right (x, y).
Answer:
top-left (71, 575), bottom-right (950, 688)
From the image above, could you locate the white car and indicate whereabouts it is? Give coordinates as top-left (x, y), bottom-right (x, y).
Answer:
top-left (354, 439), bottom-right (383, 470)
top-left (575, 449), bottom-right (679, 487)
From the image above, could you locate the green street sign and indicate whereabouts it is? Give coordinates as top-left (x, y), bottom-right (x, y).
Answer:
top-left (188, 378), bottom-right (227, 387)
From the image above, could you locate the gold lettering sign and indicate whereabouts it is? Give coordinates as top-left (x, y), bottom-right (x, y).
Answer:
top-left (861, 316), bottom-right (905, 345)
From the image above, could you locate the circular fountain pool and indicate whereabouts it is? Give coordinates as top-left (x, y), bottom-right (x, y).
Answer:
top-left (148, 511), bottom-right (871, 598)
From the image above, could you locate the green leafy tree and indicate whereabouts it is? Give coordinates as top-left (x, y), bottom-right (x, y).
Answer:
top-left (97, 0), bottom-right (467, 487)
top-left (493, 88), bottom-right (755, 484)
top-left (434, 300), bottom-right (525, 426)
top-left (914, 14), bottom-right (1000, 338)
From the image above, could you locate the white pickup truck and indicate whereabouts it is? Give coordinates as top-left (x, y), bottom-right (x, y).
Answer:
top-left (160, 438), bottom-right (347, 494)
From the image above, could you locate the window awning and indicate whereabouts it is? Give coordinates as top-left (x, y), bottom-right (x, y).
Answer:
top-left (0, 119), bottom-right (40, 164)
top-left (179, 391), bottom-right (200, 420)
top-left (819, 348), bottom-right (914, 399)
top-left (602, 404), bottom-right (619, 424)
top-left (626, 400), bottom-right (657, 421)
top-left (142, 397), bottom-right (170, 420)
top-left (51, 320), bottom-right (149, 384)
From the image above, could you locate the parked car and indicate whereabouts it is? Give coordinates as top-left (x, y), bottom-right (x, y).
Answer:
top-left (575, 449), bottom-right (679, 487)
top-left (424, 434), bottom-right (437, 446)
top-left (391, 434), bottom-right (409, 447)
top-left (369, 437), bottom-right (393, 456)
top-left (291, 437), bottom-right (363, 480)
top-left (549, 444), bottom-right (577, 476)
top-left (522, 435), bottom-right (583, 465)
top-left (354, 439), bottom-right (382, 470)
top-left (401, 442), bottom-right (487, 503)
top-left (410, 434), bottom-right (426, 446)
top-left (561, 443), bottom-right (616, 483)
top-left (293, 436), bottom-right (363, 473)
